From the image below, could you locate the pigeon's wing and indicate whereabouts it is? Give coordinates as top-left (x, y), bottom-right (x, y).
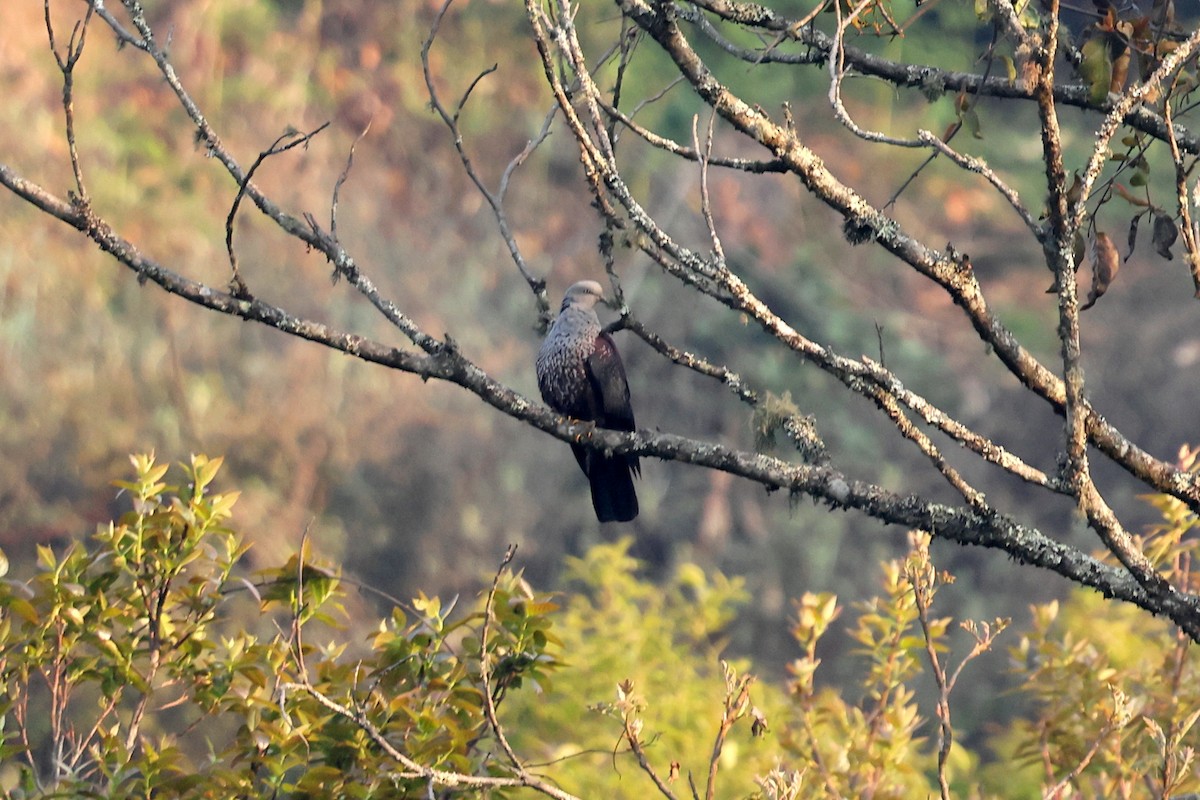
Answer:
top-left (586, 332), bottom-right (635, 433)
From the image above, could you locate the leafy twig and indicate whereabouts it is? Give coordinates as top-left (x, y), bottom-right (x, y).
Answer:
top-left (289, 678), bottom-right (582, 799)
top-left (705, 662), bottom-right (753, 800)
top-left (479, 544), bottom-right (524, 767)
top-left (621, 699), bottom-right (680, 800)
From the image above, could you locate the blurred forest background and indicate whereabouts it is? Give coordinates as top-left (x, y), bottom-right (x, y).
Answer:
top-left (3, 0), bottom-right (1200, 766)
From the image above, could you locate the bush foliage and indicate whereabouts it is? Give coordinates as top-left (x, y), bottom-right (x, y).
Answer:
top-left (1, 455), bottom-right (1199, 797)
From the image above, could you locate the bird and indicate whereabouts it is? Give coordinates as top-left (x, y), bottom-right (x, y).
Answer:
top-left (536, 280), bottom-right (639, 522)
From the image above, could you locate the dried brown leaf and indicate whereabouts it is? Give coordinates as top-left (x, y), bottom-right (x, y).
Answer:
top-left (1082, 231), bottom-right (1120, 310)
top-left (1153, 213), bottom-right (1178, 260)
top-left (1113, 183), bottom-right (1151, 207)
top-left (1126, 214), bottom-right (1141, 261)
top-left (1110, 43), bottom-right (1131, 94)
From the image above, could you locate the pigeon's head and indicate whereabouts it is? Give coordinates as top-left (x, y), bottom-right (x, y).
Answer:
top-left (561, 280), bottom-right (605, 312)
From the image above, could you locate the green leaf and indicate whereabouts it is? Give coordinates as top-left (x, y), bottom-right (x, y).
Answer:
top-left (523, 600), bottom-right (560, 617)
top-left (1080, 37), bottom-right (1113, 105)
top-left (8, 597), bottom-right (38, 625)
top-left (209, 491), bottom-right (241, 519)
top-left (36, 544), bottom-right (56, 570)
top-left (192, 454), bottom-right (224, 491)
top-left (962, 107), bottom-right (983, 139)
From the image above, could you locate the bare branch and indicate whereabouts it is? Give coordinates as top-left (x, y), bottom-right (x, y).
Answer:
top-left (11, 150), bottom-right (1198, 634)
top-left (93, 2), bottom-right (443, 351)
top-left (421, 0), bottom-right (550, 316)
top-left (916, 129), bottom-right (1043, 239)
top-left (827, 0), bottom-right (923, 148)
top-left (1034, 0), bottom-right (1173, 598)
top-left (602, 99), bottom-right (787, 172)
top-left (45, 0), bottom-right (95, 202)
top-left (331, 119), bottom-right (373, 246)
top-left (621, 315), bottom-right (758, 407)
top-left (1164, 77), bottom-right (1200, 297)
top-left (612, 0), bottom-right (1200, 520)
top-left (691, 112), bottom-right (725, 264)
top-left (226, 123), bottom-right (330, 298)
top-left (683, 0), bottom-right (1200, 156)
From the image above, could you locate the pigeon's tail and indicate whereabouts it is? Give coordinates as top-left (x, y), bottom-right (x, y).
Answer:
top-left (588, 452), bottom-right (639, 523)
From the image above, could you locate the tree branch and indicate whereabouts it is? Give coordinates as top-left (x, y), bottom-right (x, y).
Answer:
top-left (608, 0), bottom-right (1200, 518)
top-left (8, 156), bottom-right (1199, 634)
top-left (680, 0), bottom-right (1200, 156)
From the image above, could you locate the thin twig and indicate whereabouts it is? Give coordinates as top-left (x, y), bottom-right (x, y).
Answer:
top-left (606, 17), bottom-right (639, 147)
top-left (692, 112), bottom-right (725, 265)
top-left (1043, 720), bottom-right (1119, 798)
top-left (602, 99), bottom-right (786, 172)
top-left (331, 119), bottom-right (373, 246)
top-left (621, 316), bottom-right (757, 406)
top-left (628, 75), bottom-right (687, 120)
top-left (705, 663), bottom-right (753, 800)
top-left (225, 123), bottom-right (331, 298)
top-left (909, 547), bottom-right (952, 800)
top-left (754, 0), bottom-right (830, 64)
top-left (1164, 84), bottom-right (1200, 296)
top-left (44, 0), bottom-right (95, 202)
top-left (421, 0), bottom-right (550, 313)
top-left (828, 0), bottom-right (923, 148)
top-left (916, 128), bottom-right (1042, 239)
top-left (288, 679), bottom-right (583, 799)
top-left (102, 0), bottom-right (443, 354)
top-left (480, 545), bottom-right (523, 767)
top-left (624, 716), bottom-right (680, 800)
